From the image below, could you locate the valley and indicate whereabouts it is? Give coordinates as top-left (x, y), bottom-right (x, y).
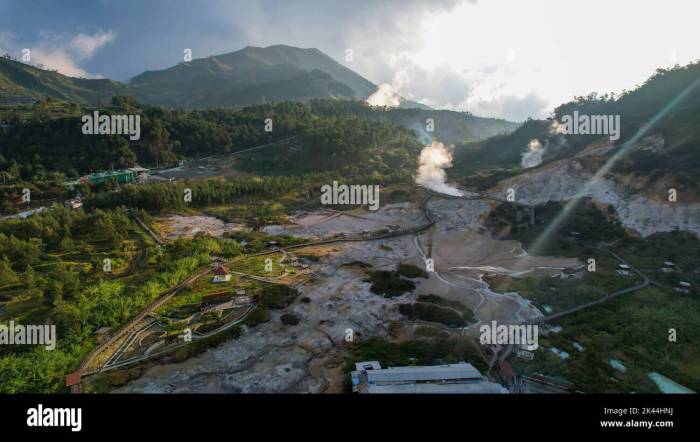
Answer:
top-left (1, 45), bottom-right (699, 397)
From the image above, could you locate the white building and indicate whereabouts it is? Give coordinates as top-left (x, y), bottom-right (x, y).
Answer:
top-left (64, 197), bottom-right (83, 209)
top-left (661, 262), bottom-right (676, 273)
top-left (616, 264), bottom-right (631, 276)
top-left (212, 265), bottom-right (231, 283)
top-left (675, 281), bottom-right (692, 294)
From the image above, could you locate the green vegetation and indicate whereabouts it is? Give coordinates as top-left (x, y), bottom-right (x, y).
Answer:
top-left (451, 119), bottom-right (551, 175)
top-left (0, 95), bottom-right (422, 185)
top-left (449, 62), bottom-right (700, 196)
top-left (489, 198), bottom-right (700, 283)
top-left (511, 286), bottom-right (700, 393)
top-left (237, 113), bottom-right (422, 176)
top-left (486, 198), bottom-right (700, 393)
top-left (486, 198), bottom-right (627, 253)
top-left (243, 308), bottom-right (271, 327)
top-left (396, 262), bottom-right (429, 279)
top-left (340, 261), bottom-right (372, 269)
top-left (364, 270), bottom-right (415, 297)
top-left (127, 45), bottom-right (374, 108)
top-left (0, 90), bottom-right (512, 187)
top-left (418, 294), bottom-right (475, 322)
top-left (398, 302), bottom-right (467, 328)
top-left (306, 99), bottom-right (517, 143)
top-left (365, 262), bottom-right (434, 297)
top-left (0, 56), bottom-right (126, 105)
top-left (257, 284), bottom-right (299, 310)
top-left (280, 313), bottom-right (300, 326)
top-left (0, 205), bottom-right (234, 393)
top-left (399, 294), bottom-right (475, 328)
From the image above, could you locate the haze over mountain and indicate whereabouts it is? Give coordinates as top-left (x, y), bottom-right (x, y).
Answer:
top-left (1, 45), bottom-right (430, 110)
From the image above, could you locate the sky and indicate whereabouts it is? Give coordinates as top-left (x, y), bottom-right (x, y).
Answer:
top-left (1, 0), bottom-right (699, 121)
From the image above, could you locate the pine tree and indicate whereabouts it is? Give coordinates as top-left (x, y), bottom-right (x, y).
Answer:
top-left (0, 257), bottom-right (19, 286)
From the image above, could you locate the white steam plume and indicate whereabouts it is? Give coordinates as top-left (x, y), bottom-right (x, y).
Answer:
top-left (416, 141), bottom-right (463, 196)
top-left (366, 83), bottom-right (402, 107)
top-left (521, 138), bottom-right (545, 168)
top-left (366, 70), bottom-right (409, 107)
top-left (549, 119), bottom-right (567, 134)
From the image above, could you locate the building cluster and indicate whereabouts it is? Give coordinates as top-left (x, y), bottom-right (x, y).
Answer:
top-left (64, 165), bottom-right (160, 188)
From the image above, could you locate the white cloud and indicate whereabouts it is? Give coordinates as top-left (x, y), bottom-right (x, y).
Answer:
top-left (0, 30), bottom-right (115, 78)
top-left (469, 93), bottom-right (549, 122)
top-left (231, 0), bottom-right (700, 120)
top-left (68, 30), bottom-right (116, 60)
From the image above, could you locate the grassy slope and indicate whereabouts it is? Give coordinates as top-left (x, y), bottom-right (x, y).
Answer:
top-left (0, 57), bottom-right (126, 104)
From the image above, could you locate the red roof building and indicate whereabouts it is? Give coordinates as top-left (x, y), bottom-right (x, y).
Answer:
top-left (65, 371), bottom-right (82, 393)
top-left (213, 265), bottom-right (230, 275)
top-left (497, 361), bottom-right (516, 385)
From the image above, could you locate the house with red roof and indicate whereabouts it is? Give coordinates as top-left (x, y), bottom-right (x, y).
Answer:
top-left (212, 265), bottom-right (231, 283)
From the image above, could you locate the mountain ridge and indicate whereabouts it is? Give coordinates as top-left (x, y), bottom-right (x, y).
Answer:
top-left (1, 45), bottom-right (431, 110)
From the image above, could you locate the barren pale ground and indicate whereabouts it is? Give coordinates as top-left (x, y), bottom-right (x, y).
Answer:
top-left (118, 196), bottom-right (579, 393)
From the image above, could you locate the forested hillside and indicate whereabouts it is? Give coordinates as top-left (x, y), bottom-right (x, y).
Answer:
top-left (449, 62), bottom-right (700, 195)
top-left (0, 96), bottom-right (512, 183)
top-left (0, 56), bottom-right (126, 104)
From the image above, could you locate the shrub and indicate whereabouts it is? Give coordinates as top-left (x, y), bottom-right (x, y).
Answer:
top-left (396, 262), bottom-right (429, 279)
top-left (258, 284), bottom-right (299, 309)
top-left (244, 308), bottom-right (271, 326)
top-left (280, 313), bottom-right (300, 326)
top-left (398, 302), bottom-right (467, 327)
top-left (364, 270), bottom-right (415, 297)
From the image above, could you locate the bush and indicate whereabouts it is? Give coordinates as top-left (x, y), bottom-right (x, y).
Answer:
top-left (244, 308), bottom-right (271, 326)
top-left (364, 271), bottom-right (415, 297)
top-left (396, 262), bottom-right (429, 279)
top-left (280, 313), bottom-right (300, 326)
top-left (258, 284), bottom-right (299, 309)
top-left (398, 302), bottom-right (468, 327)
top-left (416, 294), bottom-right (474, 323)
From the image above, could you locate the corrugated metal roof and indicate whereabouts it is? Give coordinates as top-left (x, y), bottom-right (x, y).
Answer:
top-left (366, 363), bottom-right (482, 384)
top-left (366, 382), bottom-right (508, 394)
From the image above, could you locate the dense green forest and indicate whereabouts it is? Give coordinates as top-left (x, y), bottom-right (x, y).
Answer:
top-left (0, 205), bottom-right (242, 392)
top-left (0, 97), bottom-right (428, 182)
top-left (84, 172), bottom-right (410, 214)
